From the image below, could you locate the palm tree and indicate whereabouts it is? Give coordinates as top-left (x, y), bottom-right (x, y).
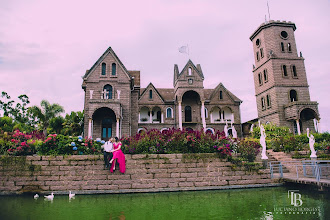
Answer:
top-left (28, 100), bottom-right (64, 137)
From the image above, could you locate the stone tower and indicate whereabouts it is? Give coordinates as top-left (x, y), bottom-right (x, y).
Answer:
top-left (250, 20), bottom-right (320, 134)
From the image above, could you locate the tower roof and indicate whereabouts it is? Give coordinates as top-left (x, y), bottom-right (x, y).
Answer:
top-left (250, 20), bottom-right (296, 41)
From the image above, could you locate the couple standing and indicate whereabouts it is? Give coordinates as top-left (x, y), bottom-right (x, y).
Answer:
top-left (102, 137), bottom-right (126, 173)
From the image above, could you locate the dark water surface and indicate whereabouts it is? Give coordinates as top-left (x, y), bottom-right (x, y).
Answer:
top-left (0, 186), bottom-right (329, 220)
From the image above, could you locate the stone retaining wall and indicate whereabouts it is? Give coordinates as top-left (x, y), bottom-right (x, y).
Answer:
top-left (0, 154), bottom-right (273, 195)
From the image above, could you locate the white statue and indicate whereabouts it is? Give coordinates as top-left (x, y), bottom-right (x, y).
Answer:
top-left (224, 122), bottom-right (228, 138)
top-left (307, 128), bottom-right (317, 158)
top-left (102, 89), bottom-right (107, 99)
top-left (260, 124), bottom-right (268, 160)
top-left (117, 90), bottom-right (121, 100)
top-left (250, 124), bottom-right (254, 133)
top-left (232, 125), bottom-right (237, 139)
top-left (89, 90), bottom-right (93, 99)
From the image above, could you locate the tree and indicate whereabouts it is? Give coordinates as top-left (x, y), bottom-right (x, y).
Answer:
top-left (29, 100), bottom-right (64, 137)
top-left (49, 116), bottom-right (65, 134)
top-left (62, 111), bottom-right (84, 136)
top-left (0, 92), bottom-right (14, 117)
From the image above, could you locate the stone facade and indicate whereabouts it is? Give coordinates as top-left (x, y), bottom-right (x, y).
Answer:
top-left (82, 48), bottom-right (242, 140)
top-left (250, 20), bottom-right (320, 134)
top-left (0, 154), bottom-right (273, 194)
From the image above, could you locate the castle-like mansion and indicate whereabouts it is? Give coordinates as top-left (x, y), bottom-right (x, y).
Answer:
top-left (82, 20), bottom-right (320, 140)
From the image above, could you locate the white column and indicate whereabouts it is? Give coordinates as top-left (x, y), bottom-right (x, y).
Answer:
top-left (317, 120), bottom-right (321, 133)
top-left (116, 118), bottom-right (120, 138)
top-left (89, 90), bottom-right (93, 99)
top-left (221, 111), bottom-right (224, 123)
top-left (178, 101), bottom-right (182, 130)
top-left (161, 112), bottom-right (164, 123)
top-left (138, 112), bottom-right (141, 123)
top-left (210, 112), bottom-right (213, 123)
top-left (88, 118), bottom-right (92, 138)
top-left (201, 101), bottom-right (206, 132)
top-left (149, 110), bottom-right (152, 123)
top-left (296, 119), bottom-right (301, 135)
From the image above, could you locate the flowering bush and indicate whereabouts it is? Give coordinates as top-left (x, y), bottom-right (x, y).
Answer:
top-left (237, 139), bottom-right (261, 162)
top-left (214, 145), bottom-right (232, 158)
top-left (7, 130), bottom-right (37, 155)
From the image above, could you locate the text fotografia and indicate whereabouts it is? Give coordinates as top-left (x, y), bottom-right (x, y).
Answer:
top-left (274, 206), bottom-right (320, 214)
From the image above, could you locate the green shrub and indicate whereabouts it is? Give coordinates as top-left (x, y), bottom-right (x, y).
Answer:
top-left (237, 139), bottom-right (261, 162)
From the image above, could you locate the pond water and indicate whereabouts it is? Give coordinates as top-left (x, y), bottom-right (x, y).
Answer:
top-left (0, 186), bottom-right (329, 220)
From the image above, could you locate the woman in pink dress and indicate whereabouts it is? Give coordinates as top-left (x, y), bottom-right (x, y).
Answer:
top-left (109, 137), bottom-right (126, 174)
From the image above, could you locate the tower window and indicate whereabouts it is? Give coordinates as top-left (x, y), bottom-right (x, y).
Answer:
top-left (101, 63), bottom-right (106, 75)
top-left (292, 65), bottom-right (298, 78)
top-left (287, 43), bottom-right (292, 52)
top-left (111, 63), bottom-right (116, 76)
top-left (258, 73), bottom-right (263, 85)
top-left (149, 90), bottom-right (153, 99)
top-left (188, 67), bottom-right (192, 75)
top-left (220, 90), bottom-right (223, 100)
top-left (256, 39), bottom-right (261, 47)
top-left (260, 48), bottom-right (264, 58)
top-left (280, 31), bottom-right (288, 39)
top-left (266, 94), bottom-right (271, 108)
top-left (281, 42), bottom-right (285, 52)
top-left (282, 65), bottom-right (288, 77)
top-left (256, 51), bottom-right (260, 61)
top-left (289, 90), bottom-right (298, 102)
top-left (263, 69), bottom-right (268, 83)
top-left (261, 97), bottom-right (265, 110)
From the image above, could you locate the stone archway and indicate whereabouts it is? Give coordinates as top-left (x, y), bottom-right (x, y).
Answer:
top-left (92, 107), bottom-right (117, 141)
top-left (299, 108), bottom-right (319, 133)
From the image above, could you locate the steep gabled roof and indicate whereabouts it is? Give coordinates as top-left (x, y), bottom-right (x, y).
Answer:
top-left (139, 83), bottom-right (165, 103)
top-left (209, 83), bottom-right (242, 103)
top-left (178, 59), bottom-right (204, 79)
top-left (83, 47), bottom-right (132, 80)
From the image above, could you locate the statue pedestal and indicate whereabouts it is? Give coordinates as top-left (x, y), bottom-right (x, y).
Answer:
top-left (310, 156), bottom-right (317, 161)
top-left (262, 159), bottom-right (268, 168)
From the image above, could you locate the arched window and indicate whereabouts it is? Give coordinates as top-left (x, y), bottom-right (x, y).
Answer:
top-left (204, 107), bottom-right (208, 118)
top-left (292, 65), bottom-right (297, 78)
top-left (263, 69), bottom-right (268, 82)
top-left (266, 94), bottom-right (271, 107)
top-left (111, 63), bottom-right (116, 76)
top-left (103, 85), bottom-right (113, 99)
top-left (166, 107), bottom-right (173, 118)
top-left (261, 97), bottom-right (265, 110)
top-left (282, 65), bottom-right (288, 77)
top-left (281, 42), bottom-right (285, 52)
top-left (219, 90), bottom-right (223, 100)
top-left (188, 67), bottom-right (192, 75)
top-left (290, 90), bottom-right (298, 102)
top-left (287, 43), bottom-right (292, 52)
top-left (101, 63), bottom-right (106, 75)
top-left (185, 106), bottom-right (192, 122)
top-left (258, 73), bottom-right (263, 85)
top-left (149, 90), bottom-right (153, 99)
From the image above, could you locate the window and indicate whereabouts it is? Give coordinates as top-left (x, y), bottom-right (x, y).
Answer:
top-left (188, 67), bottom-right (192, 75)
top-left (292, 65), bottom-right (297, 78)
top-left (111, 63), bottom-right (116, 76)
top-left (219, 90), bottom-right (223, 100)
top-left (280, 31), bottom-right (288, 39)
top-left (260, 48), bottom-right (264, 58)
top-left (188, 79), bottom-right (193, 85)
top-left (101, 63), bottom-right (106, 75)
top-left (266, 94), bottom-right (271, 108)
top-left (204, 107), bottom-right (208, 118)
top-left (263, 69), bottom-right (268, 83)
top-left (103, 85), bottom-right (113, 99)
top-left (281, 42), bottom-right (285, 52)
top-left (287, 43), bottom-right (292, 52)
top-left (282, 65), bottom-right (288, 77)
top-left (185, 106), bottom-right (192, 122)
top-left (261, 97), bottom-right (265, 110)
top-left (149, 90), bottom-right (153, 99)
top-left (290, 90), bottom-right (298, 102)
top-left (102, 118), bottom-right (112, 139)
top-left (258, 73), bottom-right (263, 85)
top-left (256, 39), bottom-right (261, 47)
top-left (256, 51), bottom-right (260, 61)
top-left (166, 108), bottom-right (173, 118)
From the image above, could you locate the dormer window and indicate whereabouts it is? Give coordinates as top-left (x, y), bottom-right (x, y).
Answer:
top-left (219, 91), bottom-right (223, 100)
top-left (101, 63), bottom-right (106, 75)
top-left (103, 85), bottom-right (113, 99)
top-left (188, 67), bottom-right (192, 75)
top-left (111, 63), bottom-right (116, 76)
top-left (149, 90), bottom-right (153, 99)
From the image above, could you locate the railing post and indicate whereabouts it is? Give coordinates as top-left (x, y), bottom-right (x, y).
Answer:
top-left (296, 165), bottom-right (299, 179)
top-left (315, 163), bottom-right (320, 182)
top-left (280, 162), bottom-right (283, 178)
top-left (269, 162), bottom-right (273, 179)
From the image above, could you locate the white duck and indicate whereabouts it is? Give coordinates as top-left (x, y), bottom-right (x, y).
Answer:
top-left (44, 192), bottom-right (54, 200)
top-left (69, 191), bottom-right (75, 199)
top-left (34, 194), bottom-right (39, 199)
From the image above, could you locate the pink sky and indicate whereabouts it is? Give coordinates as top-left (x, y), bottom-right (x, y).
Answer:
top-left (1, 0), bottom-right (329, 132)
